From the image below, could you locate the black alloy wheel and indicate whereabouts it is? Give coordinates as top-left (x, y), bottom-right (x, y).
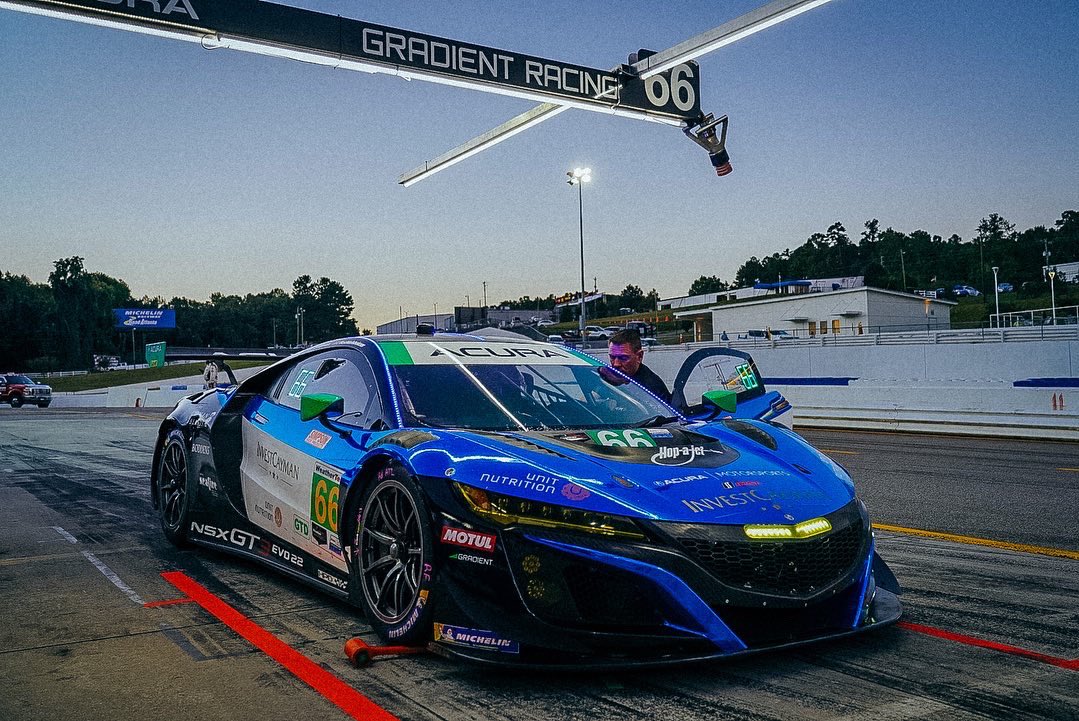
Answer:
top-left (157, 430), bottom-right (192, 545)
top-left (354, 464), bottom-right (435, 644)
top-left (10, 395), bottom-right (22, 408)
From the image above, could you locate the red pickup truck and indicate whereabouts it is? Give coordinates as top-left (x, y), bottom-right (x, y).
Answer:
top-left (1, 374), bottom-right (52, 408)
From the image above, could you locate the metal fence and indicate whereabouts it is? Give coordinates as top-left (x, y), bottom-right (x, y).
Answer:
top-left (991, 304), bottom-right (1079, 328)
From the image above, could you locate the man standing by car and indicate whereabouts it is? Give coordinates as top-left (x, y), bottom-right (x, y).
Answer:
top-left (203, 361), bottom-right (219, 389)
top-left (601, 329), bottom-right (671, 404)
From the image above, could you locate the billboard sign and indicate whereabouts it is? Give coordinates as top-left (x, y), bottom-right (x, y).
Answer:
top-left (114, 309), bottom-right (176, 329)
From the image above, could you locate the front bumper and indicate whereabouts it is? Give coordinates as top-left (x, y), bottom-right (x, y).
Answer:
top-left (429, 500), bottom-right (901, 668)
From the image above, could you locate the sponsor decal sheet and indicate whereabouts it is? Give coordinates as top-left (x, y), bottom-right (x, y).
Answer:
top-left (240, 418), bottom-right (347, 570)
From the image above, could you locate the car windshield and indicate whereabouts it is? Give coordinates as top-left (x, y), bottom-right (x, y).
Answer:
top-left (6, 375), bottom-right (34, 384)
top-left (381, 339), bottom-right (676, 431)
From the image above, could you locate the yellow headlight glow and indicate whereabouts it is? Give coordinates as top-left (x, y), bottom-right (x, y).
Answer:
top-left (744, 517), bottom-right (832, 540)
top-left (454, 482), bottom-right (645, 540)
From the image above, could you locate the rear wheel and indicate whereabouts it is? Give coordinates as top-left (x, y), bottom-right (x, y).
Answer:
top-left (156, 430), bottom-right (192, 545)
top-left (352, 463), bottom-right (435, 645)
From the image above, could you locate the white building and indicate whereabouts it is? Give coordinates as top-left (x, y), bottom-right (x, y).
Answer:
top-left (675, 286), bottom-right (955, 341)
top-left (658, 276), bottom-right (865, 310)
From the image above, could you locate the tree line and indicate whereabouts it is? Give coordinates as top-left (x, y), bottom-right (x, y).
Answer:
top-left (688, 211), bottom-right (1079, 297)
top-left (3, 210), bottom-right (1075, 371)
top-left (495, 285), bottom-right (661, 322)
top-left (0, 257), bottom-right (359, 372)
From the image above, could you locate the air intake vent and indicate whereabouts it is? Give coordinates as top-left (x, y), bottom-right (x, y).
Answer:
top-left (497, 434), bottom-right (574, 459)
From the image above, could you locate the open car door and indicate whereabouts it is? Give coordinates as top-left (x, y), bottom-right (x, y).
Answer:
top-left (670, 348), bottom-right (792, 427)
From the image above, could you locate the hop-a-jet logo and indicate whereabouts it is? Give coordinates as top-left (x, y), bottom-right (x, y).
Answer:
top-left (650, 445), bottom-right (722, 467)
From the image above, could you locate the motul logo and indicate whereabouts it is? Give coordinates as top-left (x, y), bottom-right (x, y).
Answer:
top-left (440, 526), bottom-right (496, 553)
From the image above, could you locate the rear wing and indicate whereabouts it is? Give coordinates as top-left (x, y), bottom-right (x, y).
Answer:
top-left (165, 347), bottom-right (294, 386)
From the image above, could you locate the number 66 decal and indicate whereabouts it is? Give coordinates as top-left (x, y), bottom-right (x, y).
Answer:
top-left (643, 64), bottom-right (696, 112)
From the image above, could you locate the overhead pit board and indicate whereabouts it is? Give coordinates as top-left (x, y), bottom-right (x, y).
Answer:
top-left (5, 0), bottom-right (701, 122)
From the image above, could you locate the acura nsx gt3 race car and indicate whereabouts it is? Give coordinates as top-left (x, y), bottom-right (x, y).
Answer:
top-left (151, 333), bottom-right (900, 667)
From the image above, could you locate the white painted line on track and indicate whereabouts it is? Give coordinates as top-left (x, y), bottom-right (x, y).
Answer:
top-left (81, 550), bottom-right (146, 605)
top-left (53, 526), bottom-right (147, 605)
top-left (51, 526), bottom-right (79, 544)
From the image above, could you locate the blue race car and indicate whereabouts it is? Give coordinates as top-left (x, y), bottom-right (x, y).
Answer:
top-left (151, 332), bottom-right (900, 667)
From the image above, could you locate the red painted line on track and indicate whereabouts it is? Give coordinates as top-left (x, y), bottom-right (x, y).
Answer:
top-left (162, 571), bottom-right (399, 721)
top-left (143, 597), bottom-right (195, 608)
top-left (899, 621), bottom-right (1078, 671)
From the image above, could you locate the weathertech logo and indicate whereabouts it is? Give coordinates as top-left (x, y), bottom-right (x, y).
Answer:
top-left (440, 526), bottom-right (496, 553)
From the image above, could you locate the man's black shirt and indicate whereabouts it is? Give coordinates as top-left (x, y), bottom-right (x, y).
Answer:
top-left (629, 363), bottom-right (672, 405)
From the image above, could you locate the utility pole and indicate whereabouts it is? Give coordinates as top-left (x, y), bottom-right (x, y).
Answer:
top-left (899, 249), bottom-right (907, 292)
top-left (482, 281), bottom-right (487, 308)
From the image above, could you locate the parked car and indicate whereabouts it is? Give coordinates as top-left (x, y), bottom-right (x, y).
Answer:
top-left (0, 374), bottom-right (52, 408)
top-left (545, 334), bottom-right (564, 344)
top-left (536, 320), bottom-right (556, 328)
top-left (738, 329), bottom-right (794, 341)
top-left (150, 334), bottom-right (899, 667)
top-left (996, 282), bottom-right (1014, 293)
top-left (953, 284), bottom-right (981, 297)
top-left (584, 325), bottom-right (610, 340)
top-left (625, 320), bottom-right (657, 337)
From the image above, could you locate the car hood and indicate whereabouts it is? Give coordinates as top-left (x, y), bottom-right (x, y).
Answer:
top-left (406, 423), bottom-right (853, 525)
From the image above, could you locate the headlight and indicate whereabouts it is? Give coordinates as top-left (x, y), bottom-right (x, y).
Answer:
top-left (743, 517), bottom-right (832, 540)
top-left (454, 482), bottom-right (646, 541)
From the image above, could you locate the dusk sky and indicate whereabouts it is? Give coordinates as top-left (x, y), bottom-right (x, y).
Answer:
top-left (1, 1), bottom-right (1076, 331)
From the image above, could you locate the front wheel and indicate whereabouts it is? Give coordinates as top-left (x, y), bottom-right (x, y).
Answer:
top-left (156, 430), bottom-right (193, 545)
top-left (352, 463), bottom-right (435, 645)
top-left (10, 396), bottom-right (22, 408)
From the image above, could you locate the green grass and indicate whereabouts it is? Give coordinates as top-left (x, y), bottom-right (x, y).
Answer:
top-left (45, 361), bottom-right (270, 392)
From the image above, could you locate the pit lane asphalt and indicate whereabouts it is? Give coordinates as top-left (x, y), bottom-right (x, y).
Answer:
top-left (1, 408), bottom-right (1076, 721)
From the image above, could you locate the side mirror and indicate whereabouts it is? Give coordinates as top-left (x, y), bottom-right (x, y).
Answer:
top-left (300, 393), bottom-right (344, 422)
top-left (702, 389), bottom-right (737, 414)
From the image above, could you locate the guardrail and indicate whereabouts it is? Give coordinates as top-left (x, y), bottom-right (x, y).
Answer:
top-left (717, 325), bottom-right (1079, 350)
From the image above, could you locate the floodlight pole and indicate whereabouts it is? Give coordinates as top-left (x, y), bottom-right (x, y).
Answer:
top-left (567, 168), bottom-right (592, 334)
top-left (577, 181), bottom-right (585, 334)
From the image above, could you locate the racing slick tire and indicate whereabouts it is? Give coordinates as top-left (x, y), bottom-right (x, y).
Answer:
top-left (352, 462), bottom-right (435, 646)
top-left (156, 429), bottom-right (193, 546)
top-left (9, 395), bottom-right (22, 408)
